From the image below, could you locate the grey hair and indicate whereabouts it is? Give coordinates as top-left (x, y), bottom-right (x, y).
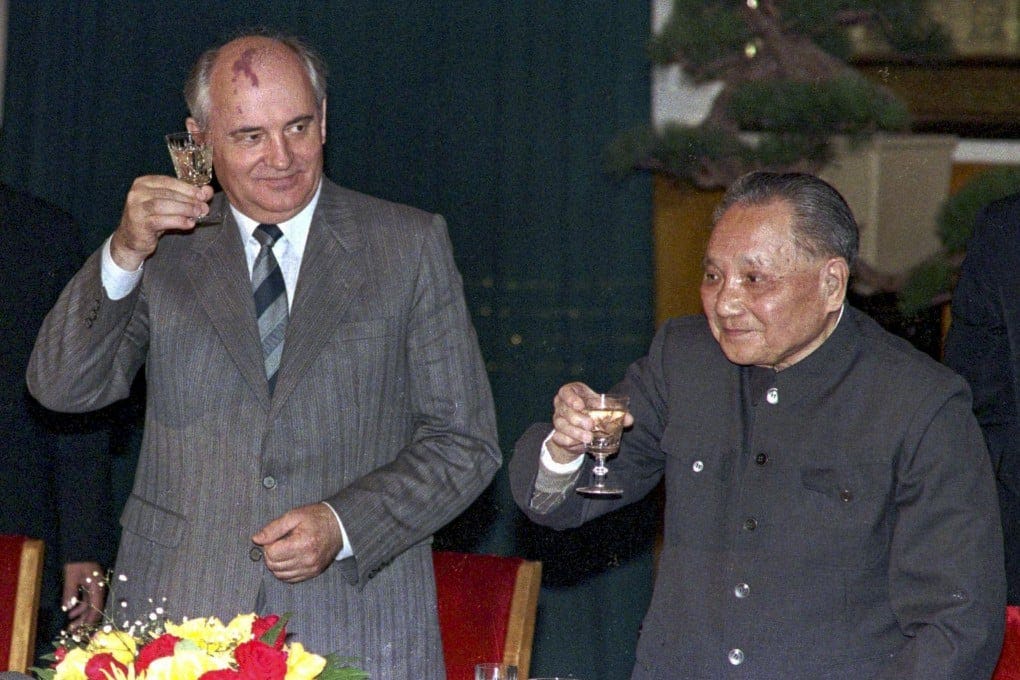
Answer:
top-left (183, 29), bottom-right (328, 128)
top-left (712, 171), bottom-right (859, 270)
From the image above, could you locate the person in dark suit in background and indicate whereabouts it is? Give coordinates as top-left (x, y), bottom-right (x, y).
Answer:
top-left (27, 31), bottom-right (499, 679)
top-left (0, 183), bottom-right (115, 655)
top-left (945, 192), bottom-right (1020, 604)
top-left (510, 172), bottom-right (1005, 679)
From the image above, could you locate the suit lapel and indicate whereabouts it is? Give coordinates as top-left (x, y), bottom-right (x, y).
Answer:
top-left (184, 207), bottom-right (272, 409)
top-left (270, 181), bottom-right (366, 413)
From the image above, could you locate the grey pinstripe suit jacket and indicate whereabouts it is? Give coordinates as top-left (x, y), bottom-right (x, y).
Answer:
top-left (27, 178), bottom-right (501, 680)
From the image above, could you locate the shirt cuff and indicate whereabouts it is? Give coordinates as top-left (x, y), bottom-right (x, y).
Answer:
top-left (321, 501), bottom-right (354, 560)
top-left (540, 430), bottom-right (585, 473)
top-left (101, 235), bottom-right (143, 300)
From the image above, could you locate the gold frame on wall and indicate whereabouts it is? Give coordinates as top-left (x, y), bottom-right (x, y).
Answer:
top-left (851, 0), bottom-right (1020, 138)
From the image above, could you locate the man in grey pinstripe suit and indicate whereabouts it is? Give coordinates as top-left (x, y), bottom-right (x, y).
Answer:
top-left (27, 32), bottom-right (500, 680)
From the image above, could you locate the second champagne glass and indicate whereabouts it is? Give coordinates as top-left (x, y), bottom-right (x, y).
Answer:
top-left (475, 663), bottom-right (518, 680)
top-left (165, 131), bottom-right (221, 224)
top-left (576, 393), bottom-right (629, 497)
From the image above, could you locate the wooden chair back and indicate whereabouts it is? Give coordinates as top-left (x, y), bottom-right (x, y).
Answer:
top-left (0, 535), bottom-right (44, 672)
top-left (433, 551), bottom-right (541, 680)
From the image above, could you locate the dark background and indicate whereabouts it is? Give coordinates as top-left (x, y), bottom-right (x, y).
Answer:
top-left (1, 3), bottom-right (656, 678)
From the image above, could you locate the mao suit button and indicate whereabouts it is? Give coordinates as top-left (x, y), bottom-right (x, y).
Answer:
top-left (262, 475), bottom-right (277, 489)
top-left (734, 583), bottom-right (750, 598)
top-left (755, 452), bottom-right (768, 465)
top-left (766, 387), bottom-right (779, 404)
top-left (743, 517), bottom-right (758, 531)
top-left (728, 648), bottom-right (745, 665)
top-left (692, 460), bottom-right (704, 473)
top-left (249, 547), bottom-right (263, 561)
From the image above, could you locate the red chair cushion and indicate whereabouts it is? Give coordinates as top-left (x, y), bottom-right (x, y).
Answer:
top-left (433, 551), bottom-right (524, 680)
top-left (0, 534), bottom-right (28, 669)
top-left (995, 606), bottom-right (1020, 679)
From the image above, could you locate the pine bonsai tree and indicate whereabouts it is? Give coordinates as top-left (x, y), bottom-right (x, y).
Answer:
top-left (609, 0), bottom-right (951, 188)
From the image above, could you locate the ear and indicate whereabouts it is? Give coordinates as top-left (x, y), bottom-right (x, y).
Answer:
top-left (820, 257), bottom-right (849, 312)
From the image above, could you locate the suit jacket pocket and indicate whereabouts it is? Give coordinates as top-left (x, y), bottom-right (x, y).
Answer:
top-left (331, 317), bottom-right (395, 343)
top-left (120, 493), bottom-right (186, 548)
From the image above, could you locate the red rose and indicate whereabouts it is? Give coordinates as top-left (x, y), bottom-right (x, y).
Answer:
top-left (234, 639), bottom-right (288, 680)
top-left (52, 646), bottom-right (67, 666)
top-left (252, 614), bottom-right (286, 649)
top-left (199, 670), bottom-right (242, 680)
top-left (84, 653), bottom-right (128, 680)
top-left (135, 633), bottom-right (181, 674)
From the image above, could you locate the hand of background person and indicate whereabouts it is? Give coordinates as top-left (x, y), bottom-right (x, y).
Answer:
top-left (252, 503), bottom-right (343, 583)
top-left (62, 561), bottom-right (105, 630)
top-left (110, 176), bottom-right (213, 271)
top-left (548, 382), bottom-right (635, 465)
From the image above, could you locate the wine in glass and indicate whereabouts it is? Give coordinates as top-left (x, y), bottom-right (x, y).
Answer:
top-left (576, 393), bottom-right (629, 497)
top-left (165, 131), bottom-right (221, 224)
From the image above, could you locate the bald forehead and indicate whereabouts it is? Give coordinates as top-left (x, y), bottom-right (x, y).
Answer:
top-left (210, 37), bottom-right (306, 90)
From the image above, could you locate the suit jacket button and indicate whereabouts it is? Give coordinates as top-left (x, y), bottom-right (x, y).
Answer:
top-left (743, 517), bottom-right (757, 531)
top-left (262, 475), bottom-right (277, 489)
top-left (249, 547), bottom-right (263, 561)
top-left (728, 648), bottom-right (745, 665)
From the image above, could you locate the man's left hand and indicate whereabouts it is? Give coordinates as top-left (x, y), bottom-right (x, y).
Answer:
top-left (252, 503), bottom-right (343, 583)
top-left (63, 561), bottom-right (105, 630)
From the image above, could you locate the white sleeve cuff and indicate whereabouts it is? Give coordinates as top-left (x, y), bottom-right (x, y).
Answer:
top-left (540, 430), bottom-right (585, 474)
top-left (321, 501), bottom-right (354, 560)
top-left (101, 235), bottom-right (143, 300)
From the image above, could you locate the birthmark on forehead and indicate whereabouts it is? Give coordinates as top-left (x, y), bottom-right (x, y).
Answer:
top-left (231, 48), bottom-right (260, 88)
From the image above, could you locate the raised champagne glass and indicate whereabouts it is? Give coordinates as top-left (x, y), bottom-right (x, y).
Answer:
top-left (165, 131), bottom-right (221, 224)
top-left (576, 393), bottom-right (629, 497)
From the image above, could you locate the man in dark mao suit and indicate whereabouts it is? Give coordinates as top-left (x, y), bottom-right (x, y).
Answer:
top-left (945, 192), bottom-right (1020, 604)
top-left (0, 184), bottom-right (115, 656)
top-left (27, 33), bottom-right (500, 680)
top-left (510, 172), bottom-right (1005, 679)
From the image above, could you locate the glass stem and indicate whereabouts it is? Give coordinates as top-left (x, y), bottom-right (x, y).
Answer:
top-left (592, 453), bottom-right (608, 488)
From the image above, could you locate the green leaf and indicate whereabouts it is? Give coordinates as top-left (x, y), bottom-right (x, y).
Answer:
top-left (317, 654), bottom-right (370, 680)
top-left (30, 666), bottom-right (56, 680)
top-left (260, 612), bottom-right (293, 646)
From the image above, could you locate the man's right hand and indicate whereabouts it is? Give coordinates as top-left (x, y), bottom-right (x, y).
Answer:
top-left (110, 175), bottom-right (213, 271)
top-left (548, 382), bottom-right (636, 464)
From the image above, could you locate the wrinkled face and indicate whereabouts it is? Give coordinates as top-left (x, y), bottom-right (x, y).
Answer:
top-left (700, 200), bottom-right (847, 370)
top-left (188, 37), bottom-right (326, 224)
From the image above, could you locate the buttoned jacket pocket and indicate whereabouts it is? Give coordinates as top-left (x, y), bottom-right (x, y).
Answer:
top-left (797, 463), bottom-right (893, 568)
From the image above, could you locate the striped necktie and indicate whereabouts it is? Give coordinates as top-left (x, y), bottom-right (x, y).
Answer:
top-left (252, 223), bottom-right (288, 395)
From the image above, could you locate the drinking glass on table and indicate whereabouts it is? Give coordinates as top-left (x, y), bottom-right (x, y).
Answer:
top-left (475, 663), bottom-right (518, 680)
top-left (165, 131), bottom-right (221, 224)
top-left (575, 393), bottom-right (629, 497)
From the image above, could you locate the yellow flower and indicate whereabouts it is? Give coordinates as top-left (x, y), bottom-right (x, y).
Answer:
top-left (144, 645), bottom-right (228, 680)
top-left (225, 613), bottom-right (257, 640)
top-left (284, 642), bottom-right (327, 680)
top-left (53, 648), bottom-right (90, 680)
top-left (165, 617), bottom-right (238, 652)
top-left (87, 630), bottom-right (138, 667)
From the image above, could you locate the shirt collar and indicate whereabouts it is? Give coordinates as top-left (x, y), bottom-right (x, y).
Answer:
top-left (230, 179), bottom-right (323, 255)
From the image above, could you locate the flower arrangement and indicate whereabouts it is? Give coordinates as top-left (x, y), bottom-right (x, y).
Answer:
top-left (32, 576), bottom-right (366, 680)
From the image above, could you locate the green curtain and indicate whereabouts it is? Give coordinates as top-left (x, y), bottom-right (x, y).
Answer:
top-left (1, 2), bottom-right (655, 677)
